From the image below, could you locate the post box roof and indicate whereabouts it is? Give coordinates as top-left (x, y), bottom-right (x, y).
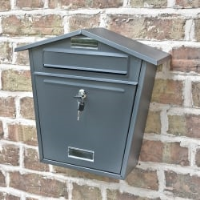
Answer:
top-left (15, 28), bottom-right (170, 65)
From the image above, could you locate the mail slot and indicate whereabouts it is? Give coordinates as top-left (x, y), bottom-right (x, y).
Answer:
top-left (15, 28), bottom-right (170, 179)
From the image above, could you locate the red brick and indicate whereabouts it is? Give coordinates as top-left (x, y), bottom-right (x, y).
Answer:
top-left (53, 166), bottom-right (118, 182)
top-left (0, 0), bottom-right (11, 11)
top-left (165, 171), bottom-right (200, 199)
top-left (126, 168), bottom-right (158, 190)
top-left (72, 183), bottom-right (101, 200)
top-left (0, 144), bottom-right (20, 166)
top-left (0, 193), bottom-right (20, 200)
top-left (26, 198), bottom-right (38, 200)
top-left (0, 171), bottom-right (6, 187)
top-left (176, 0), bottom-right (200, 8)
top-left (8, 124), bottom-right (38, 146)
top-left (171, 46), bottom-right (200, 73)
top-left (140, 140), bottom-right (189, 166)
top-left (168, 114), bottom-right (200, 138)
top-left (152, 79), bottom-right (183, 105)
top-left (15, 43), bottom-right (30, 65)
top-left (0, 97), bottom-right (15, 118)
top-left (192, 82), bottom-right (200, 107)
top-left (130, 0), bottom-right (167, 7)
top-left (145, 111), bottom-right (161, 134)
top-left (20, 97), bottom-right (35, 120)
top-left (107, 190), bottom-right (160, 200)
top-left (195, 19), bottom-right (200, 42)
top-left (0, 42), bottom-right (12, 64)
top-left (195, 148), bottom-right (200, 167)
top-left (49, 0), bottom-right (123, 8)
top-left (2, 15), bottom-right (63, 36)
top-left (10, 172), bottom-right (68, 198)
top-left (0, 121), bottom-right (3, 139)
top-left (108, 15), bottom-right (185, 40)
top-left (24, 147), bottom-right (49, 171)
top-left (2, 70), bottom-right (32, 91)
top-left (32, 15), bottom-right (63, 36)
top-left (69, 15), bottom-right (100, 31)
top-left (16, 0), bottom-right (44, 9)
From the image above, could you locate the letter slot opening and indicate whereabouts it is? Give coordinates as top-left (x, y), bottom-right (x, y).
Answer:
top-left (71, 36), bottom-right (98, 49)
top-left (68, 147), bottom-right (94, 162)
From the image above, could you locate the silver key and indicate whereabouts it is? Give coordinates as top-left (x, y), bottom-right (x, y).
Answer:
top-left (77, 110), bottom-right (81, 121)
top-left (77, 101), bottom-right (85, 121)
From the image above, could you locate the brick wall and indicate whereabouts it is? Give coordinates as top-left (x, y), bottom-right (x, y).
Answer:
top-left (0, 0), bottom-right (200, 199)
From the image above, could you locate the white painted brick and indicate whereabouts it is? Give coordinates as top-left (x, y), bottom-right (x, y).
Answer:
top-left (185, 19), bottom-right (195, 41)
top-left (188, 144), bottom-right (197, 167)
top-left (183, 78), bottom-right (192, 107)
top-left (99, 14), bottom-right (107, 28)
top-left (19, 144), bottom-right (24, 168)
top-left (123, 0), bottom-right (130, 7)
top-left (43, 0), bottom-right (48, 9)
top-left (10, 0), bottom-right (16, 10)
top-left (160, 108), bottom-right (169, 135)
top-left (63, 16), bottom-right (70, 34)
top-left (15, 96), bottom-right (21, 119)
top-left (167, 0), bottom-right (176, 7)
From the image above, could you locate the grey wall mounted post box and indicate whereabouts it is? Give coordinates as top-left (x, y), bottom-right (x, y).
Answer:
top-left (15, 28), bottom-right (170, 179)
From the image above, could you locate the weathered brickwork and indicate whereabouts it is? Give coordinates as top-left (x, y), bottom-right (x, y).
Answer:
top-left (7, 123), bottom-right (37, 146)
top-left (0, 193), bottom-right (20, 200)
top-left (107, 190), bottom-right (160, 200)
top-left (140, 140), bottom-right (189, 166)
top-left (175, 0), bottom-right (200, 8)
top-left (72, 184), bottom-right (102, 200)
top-left (0, 0), bottom-right (11, 11)
top-left (0, 171), bottom-right (6, 187)
top-left (151, 79), bottom-right (184, 105)
top-left (69, 14), bottom-right (101, 31)
top-left (24, 147), bottom-right (49, 171)
top-left (49, 0), bottom-right (123, 9)
top-left (20, 97), bottom-right (35, 119)
top-left (168, 114), bottom-right (200, 138)
top-left (0, 42), bottom-right (13, 64)
top-left (126, 168), bottom-right (159, 190)
top-left (145, 111), bottom-right (161, 134)
top-left (0, 97), bottom-right (16, 118)
top-left (165, 171), bottom-right (200, 199)
top-left (53, 165), bottom-right (119, 183)
top-left (2, 15), bottom-right (63, 36)
top-left (2, 69), bottom-right (32, 91)
top-left (0, 144), bottom-right (20, 166)
top-left (195, 18), bottom-right (200, 42)
top-left (16, 0), bottom-right (44, 9)
top-left (10, 172), bottom-right (68, 198)
top-left (130, 0), bottom-right (167, 8)
top-left (0, 121), bottom-right (3, 138)
top-left (171, 46), bottom-right (200, 73)
top-left (108, 15), bottom-right (186, 40)
top-left (192, 82), bottom-right (200, 107)
top-left (0, 0), bottom-right (199, 199)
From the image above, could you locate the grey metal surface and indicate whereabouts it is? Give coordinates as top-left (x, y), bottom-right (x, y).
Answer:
top-left (14, 28), bottom-right (170, 179)
top-left (35, 74), bottom-right (136, 173)
top-left (15, 28), bottom-right (170, 65)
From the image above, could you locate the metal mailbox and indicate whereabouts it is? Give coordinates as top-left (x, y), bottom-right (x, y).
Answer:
top-left (15, 28), bottom-right (170, 179)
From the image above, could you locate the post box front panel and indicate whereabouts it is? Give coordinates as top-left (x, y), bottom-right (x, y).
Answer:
top-left (31, 45), bottom-right (142, 82)
top-left (43, 48), bottom-right (129, 75)
top-left (35, 74), bottom-right (137, 174)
